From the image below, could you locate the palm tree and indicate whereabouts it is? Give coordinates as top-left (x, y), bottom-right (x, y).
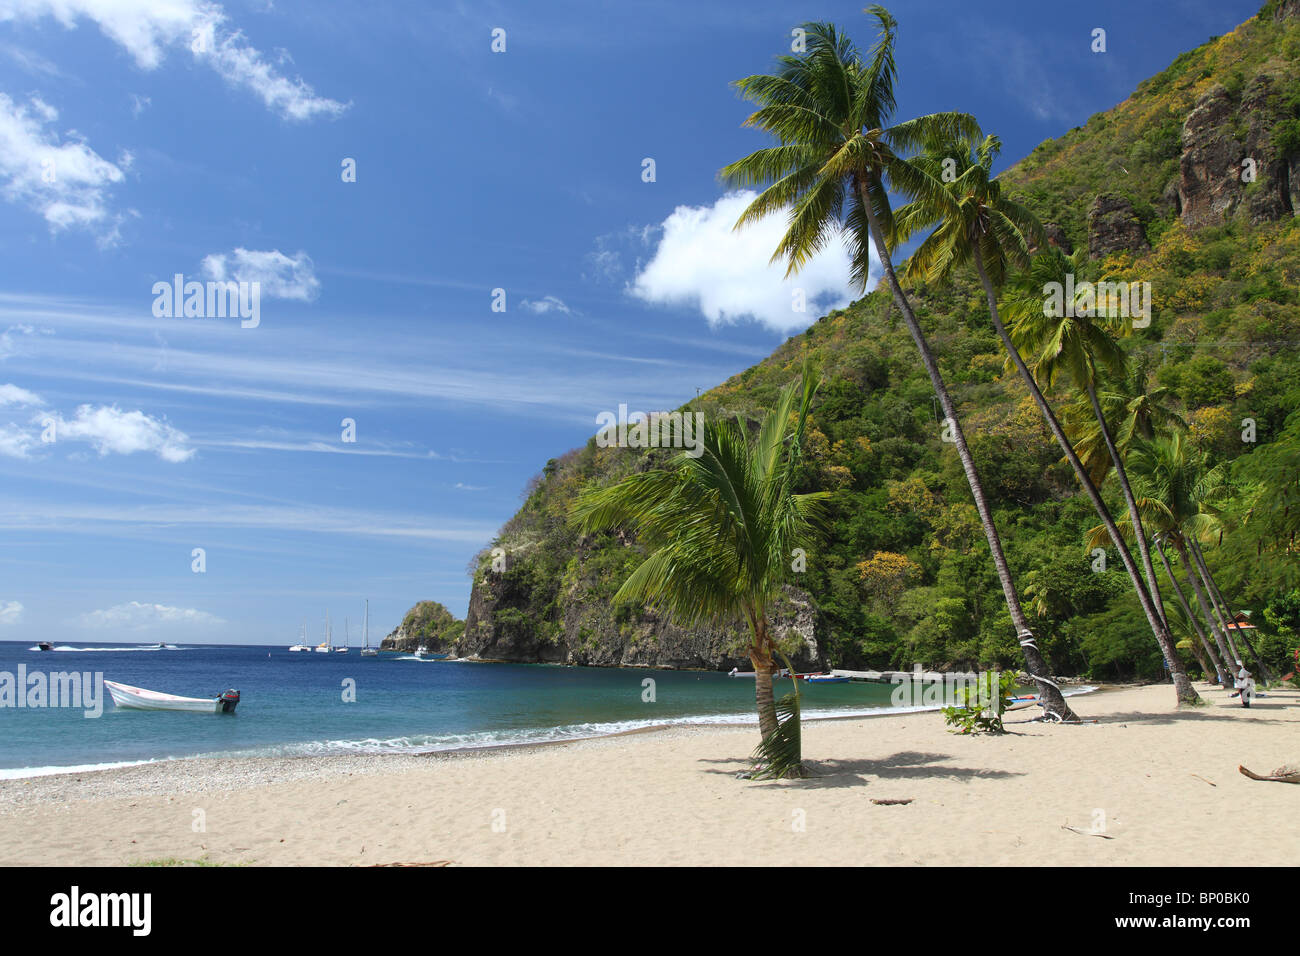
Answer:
top-left (1153, 532), bottom-right (1228, 684)
top-left (571, 370), bottom-right (829, 776)
top-left (1123, 434), bottom-right (1241, 679)
top-left (889, 136), bottom-right (1198, 704)
top-left (719, 9), bottom-right (1077, 721)
top-left (1061, 352), bottom-right (1185, 486)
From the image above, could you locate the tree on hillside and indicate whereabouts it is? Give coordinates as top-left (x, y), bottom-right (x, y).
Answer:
top-left (889, 133), bottom-right (1197, 704)
top-left (719, 7), bottom-right (1078, 721)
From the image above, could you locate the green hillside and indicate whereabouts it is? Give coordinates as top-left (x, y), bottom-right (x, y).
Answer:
top-left (457, 2), bottom-right (1300, 681)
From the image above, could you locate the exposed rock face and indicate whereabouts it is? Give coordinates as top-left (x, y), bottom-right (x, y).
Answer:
top-left (380, 600), bottom-right (464, 652)
top-left (1088, 193), bottom-right (1148, 258)
top-left (1043, 222), bottom-right (1073, 254)
top-left (459, 569), bottom-right (825, 671)
top-left (1179, 78), bottom-right (1297, 229)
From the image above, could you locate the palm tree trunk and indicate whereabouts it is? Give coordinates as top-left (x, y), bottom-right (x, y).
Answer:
top-left (1082, 376), bottom-right (1169, 634)
top-left (1173, 535), bottom-right (1237, 675)
top-left (750, 617), bottom-right (778, 741)
top-left (970, 249), bottom-right (1198, 705)
top-left (1155, 536), bottom-right (1225, 683)
top-left (1190, 539), bottom-right (1272, 681)
top-left (859, 188), bottom-right (1077, 722)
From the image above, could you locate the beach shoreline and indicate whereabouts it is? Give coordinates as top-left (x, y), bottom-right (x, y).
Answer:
top-left (2, 681), bottom-right (1295, 866)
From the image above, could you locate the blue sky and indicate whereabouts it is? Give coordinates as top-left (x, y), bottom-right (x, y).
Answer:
top-left (0, 0), bottom-right (1263, 644)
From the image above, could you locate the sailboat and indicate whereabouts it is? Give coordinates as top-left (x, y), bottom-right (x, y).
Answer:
top-left (335, 618), bottom-right (350, 652)
top-left (360, 600), bottom-right (377, 657)
top-left (315, 613), bottom-right (333, 653)
top-left (289, 623), bottom-right (311, 652)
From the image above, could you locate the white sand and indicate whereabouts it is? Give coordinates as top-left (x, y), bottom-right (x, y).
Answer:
top-left (1, 682), bottom-right (1296, 866)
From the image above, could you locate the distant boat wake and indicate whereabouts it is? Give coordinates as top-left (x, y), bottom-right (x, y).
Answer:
top-left (26, 645), bottom-right (187, 652)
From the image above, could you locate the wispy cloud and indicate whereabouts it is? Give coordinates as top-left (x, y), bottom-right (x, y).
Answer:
top-left (0, 0), bottom-right (348, 121)
top-left (0, 599), bottom-right (22, 625)
top-left (0, 93), bottom-right (127, 241)
top-left (76, 601), bottom-right (224, 630)
top-left (519, 295), bottom-right (574, 315)
top-left (201, 248), bottom-right (320, 301)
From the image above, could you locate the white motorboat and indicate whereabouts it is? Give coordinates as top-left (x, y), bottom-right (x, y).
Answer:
top-left (360, 600), bottom-right (377, 656)
top-left (415, 644), bottom-right (429, 658)
top-left (105, 680), bottom-right (240, 714)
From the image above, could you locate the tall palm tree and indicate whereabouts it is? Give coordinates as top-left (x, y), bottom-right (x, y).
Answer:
top-left (719, 9), bottom-right (1078, 721)
top-left (571, 370), bottom-right (829, 776)
top-left (1153, 533), bottom-right (1228, 683)
top-left (1061, 352), bottom-right (1185, 486)
top-left (1123, 434), bottom-right (1241, 678)
top-left (889, 136), bottom-right (1198, 704)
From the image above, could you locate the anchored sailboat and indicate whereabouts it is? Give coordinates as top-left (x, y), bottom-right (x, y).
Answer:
top-left (335, 618), bottom-right (350, 652)
top-left (360, 600), bottom-right (377, 656)
top-left (289, 622), bottom-right (310, 652)
top-left (315, 613), bottom-right (333, 652)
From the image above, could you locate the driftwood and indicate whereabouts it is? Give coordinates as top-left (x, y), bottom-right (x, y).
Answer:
top-left (1238, 764), bottom-right (1300, 784)
top-left (871, 798), bottom-right (913, 806)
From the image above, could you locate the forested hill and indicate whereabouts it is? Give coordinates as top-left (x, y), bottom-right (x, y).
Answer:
top-left (452, 2), bottom-right (1300, 679)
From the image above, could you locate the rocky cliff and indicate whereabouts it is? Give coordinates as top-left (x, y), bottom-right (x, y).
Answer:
top-left (380, 601), bottom-right (465, 653)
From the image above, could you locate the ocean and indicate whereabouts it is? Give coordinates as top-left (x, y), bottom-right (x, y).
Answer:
top-left (0, 641), bottom-right (1083, 777)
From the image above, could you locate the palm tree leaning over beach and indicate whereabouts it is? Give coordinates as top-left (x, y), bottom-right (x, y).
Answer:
top-left (571, 369), bottom-right (829, 777)
top-left (886, 132), bottom-right (1196, 704)
top-left (719, 8), bottom-right (1078, 722)
top-left (994, 247), bottom-right (1198, 702)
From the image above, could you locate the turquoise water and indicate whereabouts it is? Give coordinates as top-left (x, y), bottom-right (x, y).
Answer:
top-left (0, 641), bottom-right (1075, 777)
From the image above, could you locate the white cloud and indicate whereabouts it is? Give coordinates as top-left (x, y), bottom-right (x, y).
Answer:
top-left (45, 404), bottom-right (195, 462)
top-left (0, 600), bottom-right (22, 625)
top-left (520, 295), bottom-right (573, 315)
top-left (630, 191), bottom-right (864, 333)
top-left (201, 248), bottom-right (319, 301)
top-left (0, 423), bottom-right (36, 459)
top-left (0, 0), bottom-right (347, 121)
top-left (0, 383), bottom-right (42, 406)
top-left (77, 601), bottom-right (223, 629)
top-left (0, 93), bottom-right (126, 239)
top-left (129, 93), bottom-right (150, 117)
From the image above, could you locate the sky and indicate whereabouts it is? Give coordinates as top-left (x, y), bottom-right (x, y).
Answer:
top-left (0, 0), bottom-right (1265, 645)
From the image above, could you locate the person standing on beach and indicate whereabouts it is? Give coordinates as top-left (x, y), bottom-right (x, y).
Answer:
top-left (1235, 666), bottom-right (1255, 708)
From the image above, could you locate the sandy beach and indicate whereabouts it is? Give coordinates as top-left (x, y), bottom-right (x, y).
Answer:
top-left (2, 681), bottom-right (1296, 866)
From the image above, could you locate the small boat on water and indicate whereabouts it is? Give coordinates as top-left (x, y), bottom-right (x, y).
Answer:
top-left (415, 644), bottom-right (429, 657)
top-left (728, 667), bottom-right (792, 678)
top-left (360, 600), bottom-right (377, 657)
top-left (802, 674), bottom-right (849, 684)
top-left (36, 641), bottom-right (53, 652)
top-left (289, 623), bottom-right (311, 652)
top-left (335, 618), bottom-right (350, 652)
top-left (315, 613), bottom-right (333, 653)
top-left (105, 680), bottom-right (240, 714)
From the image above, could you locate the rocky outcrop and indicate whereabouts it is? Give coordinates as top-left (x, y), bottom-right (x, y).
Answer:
top-left (459, 561), bottom-right (826, 671)
top-left (1043, 222), bottom-right (1073, 254)
top-left (380, 600), bottom-right (464, 652)
top-left (1179, 77), bottom-right (1298, 229)
top-left (1088, 193), bottom-right (1148, 258)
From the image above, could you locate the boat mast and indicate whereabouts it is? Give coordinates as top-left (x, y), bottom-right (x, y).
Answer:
top-left (363, 600), bottom-right (369, 650)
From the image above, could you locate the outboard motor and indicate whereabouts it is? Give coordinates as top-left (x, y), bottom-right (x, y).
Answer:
top-left (218, 689), bottom-right (241, 714)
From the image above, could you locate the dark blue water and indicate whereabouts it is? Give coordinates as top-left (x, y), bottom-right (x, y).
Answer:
top-left (0, 642), bottom-right (923, 776)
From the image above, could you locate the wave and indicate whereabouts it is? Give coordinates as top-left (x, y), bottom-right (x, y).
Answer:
top-left (0, 758), bottom-right (162, 780)
top-left (26, 645), bottom-right (187, 652)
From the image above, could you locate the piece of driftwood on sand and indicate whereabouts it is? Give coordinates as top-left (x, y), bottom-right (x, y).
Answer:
top-left (1238, 764), bottom-right (1300, 783)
